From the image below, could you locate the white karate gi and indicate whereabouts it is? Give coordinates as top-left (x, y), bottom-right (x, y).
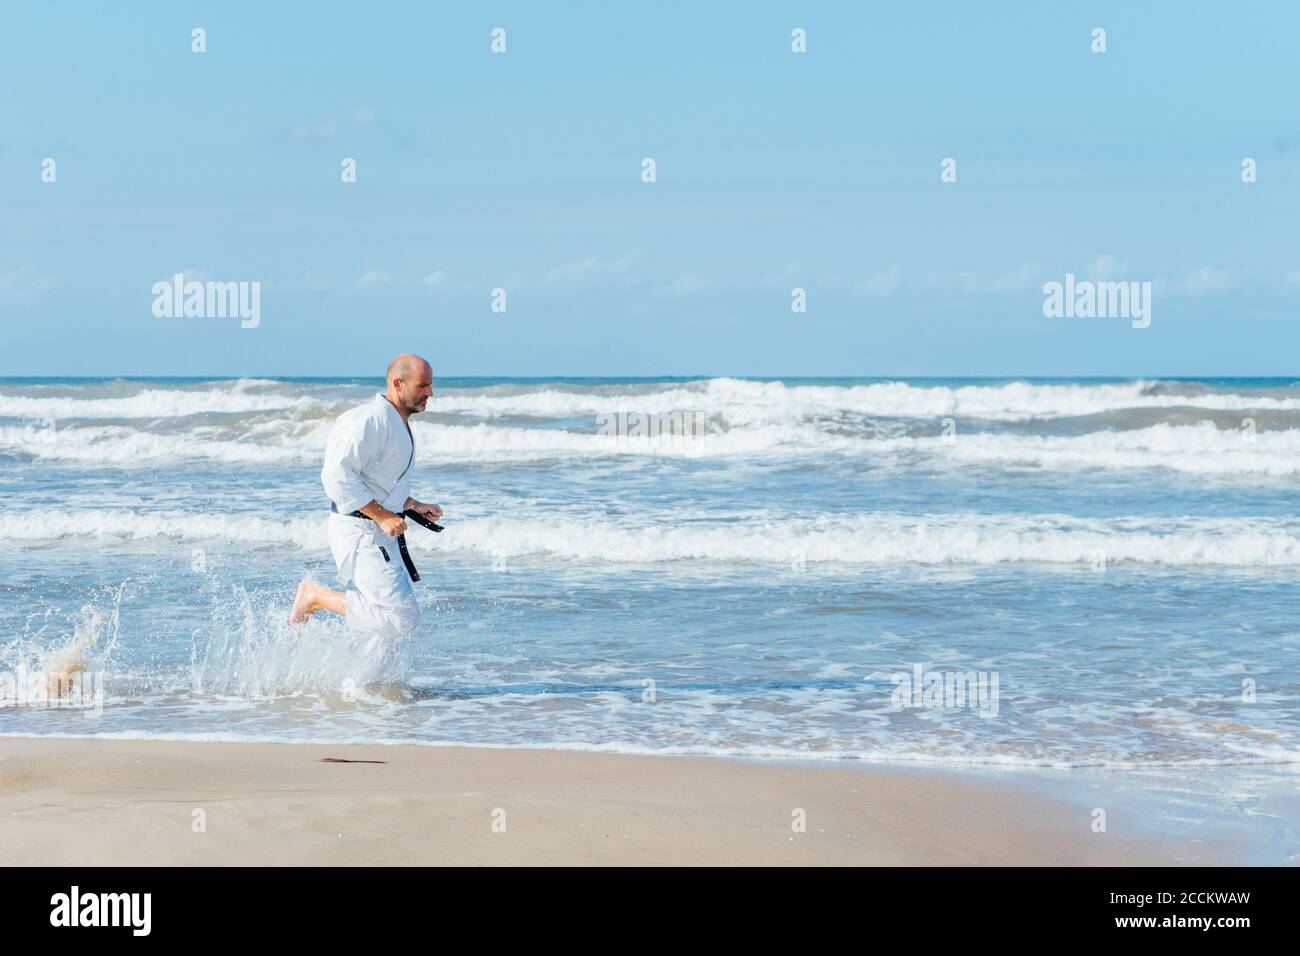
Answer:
top-left (320, 393), bottom-right (421, 639)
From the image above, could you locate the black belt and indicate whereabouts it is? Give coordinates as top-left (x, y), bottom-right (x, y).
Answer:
top-left (331, 503), bottom-right (443, 582)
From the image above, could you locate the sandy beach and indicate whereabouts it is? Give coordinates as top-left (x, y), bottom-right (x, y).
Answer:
top-left (0, 737), bottom-right (1221, 866)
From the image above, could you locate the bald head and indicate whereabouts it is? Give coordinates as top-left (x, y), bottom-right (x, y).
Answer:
top-left (385, 353), bottom-right (433, 417)
top-left (387, 353), bottom-right (431, 386)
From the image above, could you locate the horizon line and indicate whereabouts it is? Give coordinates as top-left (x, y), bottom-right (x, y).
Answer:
top-left (1, 373), bottom-right (1296, 382)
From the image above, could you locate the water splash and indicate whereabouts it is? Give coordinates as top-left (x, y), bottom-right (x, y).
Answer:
top-left (190, 581), bottom-right (411, 699)
top-left (3, 584), bottom-right (124, 674)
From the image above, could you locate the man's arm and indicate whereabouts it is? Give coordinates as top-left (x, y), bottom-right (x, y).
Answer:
top-left (321, 414), bottom-right (381, 514)
top-left (403, 497), bottom-right (444, 522)
top-left (352, 500), bottom-right (405, 537)
top-left (356, 498), bottom-right (441, 538)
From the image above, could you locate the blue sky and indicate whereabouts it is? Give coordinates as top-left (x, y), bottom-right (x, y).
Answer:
top-left (1, 1), bottom-right (1297, 377)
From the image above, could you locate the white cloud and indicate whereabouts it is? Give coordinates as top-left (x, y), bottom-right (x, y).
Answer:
top-left (661, 261), bottom-right (901, 299)
top-left (924, 269), bottom-right (983, 294)
top-left (848, 262), bottom-right (903, 298)
top-left (1086, 254), bottom-right (1128, 280)
top-left (293, 119), bottom-right (339, 140)
top-left (658, 273), bottom-right (711, 297)
top-left (0, 265), bottom-right (58, 306)
top-left (294, 106), bottom-right (378, 140)
top-left (355, 269), bottom-right (395, 287)
top-left (271, 270), bottom-right (331, 293)
top-left (761, 261), bottom-right (803, 290)
top-left (985, 262), bottom-right (1041, 293)
top-left (924, 262), bottom-right (1042, 295)
top-left (1165, 266), bottom-right (1242, 297)
top-left (547, 256), bottom-right (596, 280)
top-left (336, 268), bottom-right (457, 297)
top-left (544, 247), bottom-right (646, 285)
top-left (768, 262), bottom-right (902, 298)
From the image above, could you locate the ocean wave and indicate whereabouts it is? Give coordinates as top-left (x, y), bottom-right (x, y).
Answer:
top-left (0, 419), bottom-right (832, 464)
top-left (6, 377), bottom-right (1300, 425)
top-left (430, 512), bottom-right (1300, 567)
top-left (2, 418), bottom-right (1296, 474)
top-left (764, 378), bottom-right (1300, 422)
top-left (0, 424), bottom-right (326, 463)
top-left (6, 509), bottom-right (1300, 567)
top-left (0, 388), bottom-right (320, 420)
top-left (879, 422), bottom-right (1300, 476)
top-left (424, 377), bottom-right (1300, 423)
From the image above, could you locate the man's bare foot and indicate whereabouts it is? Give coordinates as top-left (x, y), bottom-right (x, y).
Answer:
top-left (290, 579), bottom-right (317, 624)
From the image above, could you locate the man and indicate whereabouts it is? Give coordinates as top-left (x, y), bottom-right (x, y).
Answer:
top-left (290, 354), bottom-right (444, 639)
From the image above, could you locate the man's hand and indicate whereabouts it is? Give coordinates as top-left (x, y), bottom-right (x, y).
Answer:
top-left (358, 500), bottom-right (408, 536)
top-left (375, 510), bottom-right (408, 537)
top-left (408, 500), bottom-right (444, 522)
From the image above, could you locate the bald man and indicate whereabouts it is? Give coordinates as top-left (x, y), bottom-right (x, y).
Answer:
top-left (290, 354), bottom-right (444, 640)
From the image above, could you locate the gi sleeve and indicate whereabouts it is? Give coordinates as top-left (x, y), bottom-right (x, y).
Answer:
top-left (321, 410), bottom-right (381, 514)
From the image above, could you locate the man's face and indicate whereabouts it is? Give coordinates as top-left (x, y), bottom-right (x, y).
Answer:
top-left (399, 367), bottom-right (434, 414)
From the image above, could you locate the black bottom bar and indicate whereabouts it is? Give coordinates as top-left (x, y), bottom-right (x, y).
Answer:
top-left (2, 866), bottom-right (1287, 941)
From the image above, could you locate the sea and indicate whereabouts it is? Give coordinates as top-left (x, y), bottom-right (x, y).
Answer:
top-left (1, 375), bottom-right (1297, 860)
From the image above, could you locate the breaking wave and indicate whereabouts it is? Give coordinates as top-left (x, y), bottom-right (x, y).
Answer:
top-left (2, 418), bottom-right (1297, 474)
top-left (7, 510), bottom-right (1300, 568)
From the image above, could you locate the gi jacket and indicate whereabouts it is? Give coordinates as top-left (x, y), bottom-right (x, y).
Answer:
top-left (321, 393), bottom-right (415, 515)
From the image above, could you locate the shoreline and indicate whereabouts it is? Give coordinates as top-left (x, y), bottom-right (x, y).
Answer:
top-left (0, 736), bottom-right (1234, 865)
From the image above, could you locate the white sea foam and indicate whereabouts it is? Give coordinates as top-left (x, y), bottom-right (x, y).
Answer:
top-left (0, 419), bottom-right (834, 464)
top-left (6, 377), bottom-right (1299, 424)
top-left (0, 423), bottom-right (327, 463)
top-left (0, 388), bottom-right (319, 420)
top-left (426, 377), bottom-right (1300, 423)
top-left (3, 418), bottom-right (1298, 474)
top-left (778, 378), bottom-right (1300, 421)
top-left (0, 730), bottom-right (1293, 770)
top-left (882, 422), bottom-right (1300, 476)
top-left (0, 510), bottom-right (328, 545)
top-left (431, 512), bottom-right (1300, 567)
top-left (220, 378), bottom-right (282, 389)
top-left (7, 509), bottom-right (1300, 568)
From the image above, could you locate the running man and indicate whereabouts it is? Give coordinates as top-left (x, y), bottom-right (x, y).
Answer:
top-left (290, 354), bottom-right (443, 638)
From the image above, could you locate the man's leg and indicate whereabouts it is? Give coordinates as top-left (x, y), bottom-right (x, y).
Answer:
top-left (292, 524), bottom-right (418, 633)
top-left (290, 579), bottom-right (347, 623)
